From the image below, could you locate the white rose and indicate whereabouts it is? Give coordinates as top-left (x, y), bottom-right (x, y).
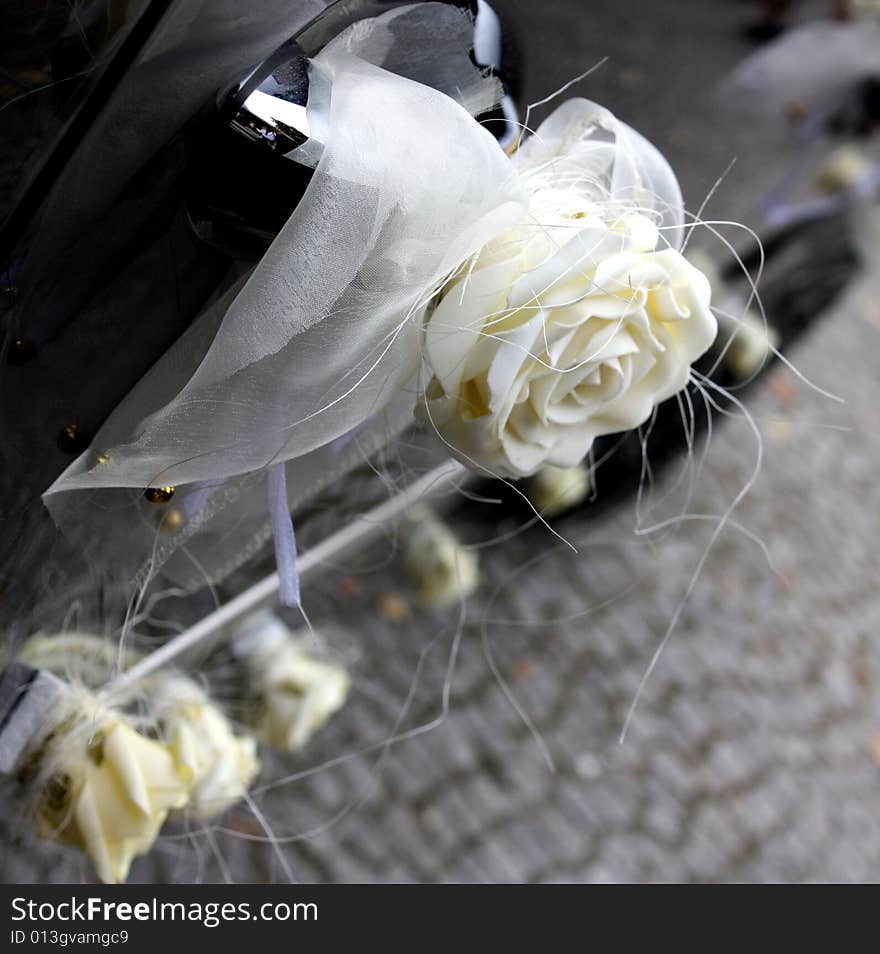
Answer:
top-left (233, 612), bottom-right (350, 753)
top-left (402, 505), bottom-right (479, 607)
top-left (37, 699), bottom-right (189, 884)
top-left (527, 463), bottom-right (592, 517)
top-left (21, 634), bottom-right (259, 825)
top-left (421, 100), bottom-right (716, 479)
top-left (149, 675), bottom-right (259, 822)
top-left (258, 653), bottom-right (349, 753)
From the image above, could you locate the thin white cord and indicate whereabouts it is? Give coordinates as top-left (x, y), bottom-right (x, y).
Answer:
top-left (104, 460), bottom-right (469, 696)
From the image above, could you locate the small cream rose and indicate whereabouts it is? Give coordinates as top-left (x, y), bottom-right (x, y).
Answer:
top-left (402, 505), bottom-right (479, 607)
top-left (686, 249), bottom-right (778, 380)
top-left (19, 635), bottom-right (256, 872)
top-left (421, 101), bottom-right (715, 479)
top-left (37, 699), bottom-right (189, 884)
top-left (149, 675), bottom-right (259, 822)
top-left (259, 651), bottom-right (349, 753)
top-left (527, 463), bottom-right (592, 517)
top-left (18, 632), bottom-right (141, 688)
top-left (234, 612), bottom-right (350, 753)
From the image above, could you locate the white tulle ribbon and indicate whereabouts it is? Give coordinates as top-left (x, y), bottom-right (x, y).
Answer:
top-left (46, 56), bottom-right (522, 495)
top-left (42, 4), bottom-right (701, 586)
top-left (42, 7), bottom-right (522, 585)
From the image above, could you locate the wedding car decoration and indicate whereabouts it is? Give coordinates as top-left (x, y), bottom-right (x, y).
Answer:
top-left (5, 2), bottom-right (722, 884)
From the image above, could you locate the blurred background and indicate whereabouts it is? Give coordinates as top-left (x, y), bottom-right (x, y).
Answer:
top-left (2, 0), bottom-right (880, 883)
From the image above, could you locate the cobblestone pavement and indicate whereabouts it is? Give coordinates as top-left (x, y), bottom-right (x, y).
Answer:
top-left (3, 0), bottom-right (880, 883)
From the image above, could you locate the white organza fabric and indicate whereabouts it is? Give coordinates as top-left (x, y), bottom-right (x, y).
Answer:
top-left (47, 71), bottom-right (521, 491)
top-left (514, 98), bottom-right (685, 245)
top-left (44, 5), bottom-right (522, 586)
top-left (43, 5), bottom-right (692, 589)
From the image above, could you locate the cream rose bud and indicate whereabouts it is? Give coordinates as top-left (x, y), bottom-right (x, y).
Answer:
top-left (37, 703), bottom-right (190, 884)
top-left (149, 674), bottom-right (259, 822)
top-left (422, 204), bottom-right (716, 478)
top-left (402, 505), bottom-right (479, 607)
top-left (232, 612), bottom-right (350, 753)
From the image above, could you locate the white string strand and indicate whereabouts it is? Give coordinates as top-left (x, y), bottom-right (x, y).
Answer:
top-left (103, 460), bottom-right (469, 697)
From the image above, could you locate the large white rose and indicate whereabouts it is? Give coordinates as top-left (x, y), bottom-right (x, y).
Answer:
top-left (421, 100), bottom-right (717, 479)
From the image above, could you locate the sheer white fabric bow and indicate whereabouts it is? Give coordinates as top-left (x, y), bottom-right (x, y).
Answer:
top-left (44, 4), bottom-right (685, 587)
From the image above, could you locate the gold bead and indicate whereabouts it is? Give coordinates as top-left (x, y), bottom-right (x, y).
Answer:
top-left (376, 591), bottom-right (411, 624)
top-left (144, 486), bottom-right (176, 504)
top-left (8, 337), bottom-right (36, 365)
top-left (57, 423), bottom-right (90, 454)
top-left (95, 451), bottom-right (111, 465)
top-left (157, 507), bottom-right (184, 533)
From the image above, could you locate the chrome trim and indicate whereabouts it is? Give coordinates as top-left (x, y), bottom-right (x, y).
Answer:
top-left (227, 1), bottom-right (518, 160)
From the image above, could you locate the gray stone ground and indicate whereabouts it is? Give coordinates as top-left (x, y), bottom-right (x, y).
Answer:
top-left (3, 0), bottom-right (880, 883)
